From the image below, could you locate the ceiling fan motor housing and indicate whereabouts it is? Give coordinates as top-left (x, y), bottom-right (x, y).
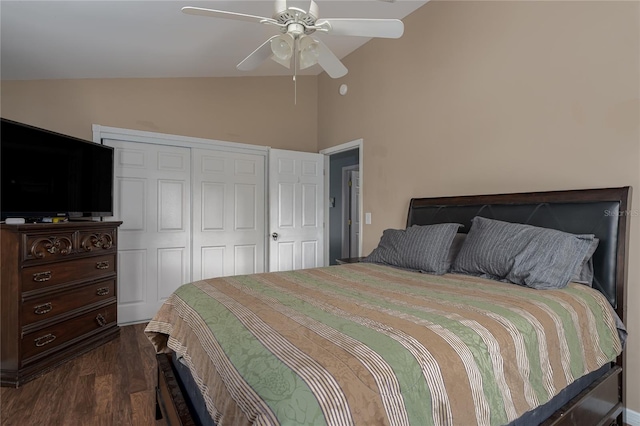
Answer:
top-left (273, 1), bottom-right (319, 35)
top-left (286, 23), bottom-right (306, 37)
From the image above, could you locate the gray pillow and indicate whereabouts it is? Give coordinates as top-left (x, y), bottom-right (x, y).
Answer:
top-left (571, 238), bottom-right (599, 286)
top-left (446, 233), bottom-right (467, 267)
top-left (451, 217), bottom-right (595, 290)
top-left (362, 223), bottom-right (462, 274)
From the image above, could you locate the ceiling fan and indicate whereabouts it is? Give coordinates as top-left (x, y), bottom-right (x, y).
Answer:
top-left (182, 0), bottom-right (405, 79)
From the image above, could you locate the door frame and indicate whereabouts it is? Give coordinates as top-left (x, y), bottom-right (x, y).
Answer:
top-left (341, 166), bottom-right (359, 258)
top-left (93, 125), bottom-right (268, 156)
top-left (319, 139), bottom-right (363, 266)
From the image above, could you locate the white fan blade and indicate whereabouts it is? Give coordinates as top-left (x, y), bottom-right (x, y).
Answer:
top-left (182, 6), bottom-right (276, 25)
top-left (237, 36), bottom-right (279, 71)
top-left (308, 0), bottom-right (319, 21)
top-left (317, 18), bottom-right (404, 39)
top-left (274, 0), bottom-right (287, 14)
top-left (315, 40), bottom-right (348, 79)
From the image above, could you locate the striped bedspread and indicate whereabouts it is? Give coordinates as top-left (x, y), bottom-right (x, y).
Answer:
top-left (145, 263), bottom-right (622, 426)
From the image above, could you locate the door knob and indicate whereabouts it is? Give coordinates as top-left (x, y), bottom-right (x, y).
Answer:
top-left (271, 232), bottom-right (279, 241)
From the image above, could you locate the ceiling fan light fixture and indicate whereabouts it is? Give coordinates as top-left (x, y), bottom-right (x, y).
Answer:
top-left (271, 54), bottom-right (291, 68)
top-left (299, 36), bottom-right (319, 70)
top-left (270, 33), bottom-right (294, 67)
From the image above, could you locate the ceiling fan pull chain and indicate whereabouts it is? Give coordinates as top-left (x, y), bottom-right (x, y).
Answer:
top-left (293, 37), bottom-right (298, 105)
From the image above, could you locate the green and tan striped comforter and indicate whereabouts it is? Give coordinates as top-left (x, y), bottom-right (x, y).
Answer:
top-left (145, 263), bottom-right (622, 426)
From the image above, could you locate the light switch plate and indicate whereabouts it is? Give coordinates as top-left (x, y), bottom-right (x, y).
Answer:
top-left (365, 212), bottom-right (372, 225)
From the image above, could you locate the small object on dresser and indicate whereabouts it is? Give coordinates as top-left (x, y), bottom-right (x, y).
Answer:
top-left (5, 218), bottom-right (25, 224)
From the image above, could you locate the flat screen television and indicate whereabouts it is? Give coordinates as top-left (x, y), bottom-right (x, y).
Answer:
top-left (1, 118), bottom-right (114, 221)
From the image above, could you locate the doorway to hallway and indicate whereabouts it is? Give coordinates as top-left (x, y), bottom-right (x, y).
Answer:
top-left (324, 144), bottom-right (361, 265)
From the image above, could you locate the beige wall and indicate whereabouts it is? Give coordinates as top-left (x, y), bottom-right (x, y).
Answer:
top-left (1, 76), bottom-right (318, 152)
top-left (318, 0), bottom-right (640, 413)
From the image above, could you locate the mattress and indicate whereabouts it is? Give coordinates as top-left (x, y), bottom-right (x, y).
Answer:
top-left (146, 263), bottom-right (622, 426)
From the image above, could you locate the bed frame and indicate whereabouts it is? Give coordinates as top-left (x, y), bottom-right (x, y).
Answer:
top-left (155, 186), bottom-right (631, 426)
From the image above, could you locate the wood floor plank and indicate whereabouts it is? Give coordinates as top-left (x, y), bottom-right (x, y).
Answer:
top-left (131, 390), bottom-right (157, 425)
top-left (122, 325), bottom-right (150, 394)
top-left (137, 323), bottom-right (160, 388)
top-left (0, 386), bottom-right (22, 424)
top-left (23, 361), bottom-right (69, 425)
top-left (1, 323), bottom-right (164, 426)
top-left (73, 373), bottom-right (96, 416)
top-left (94, 373), bottom-right (115, 417)
top-left (48, 363), bottom-right (82, 425)
top-left (112, 352), bottom-right (135, 425)
top-left (0, 370), bottom-right (48, 425)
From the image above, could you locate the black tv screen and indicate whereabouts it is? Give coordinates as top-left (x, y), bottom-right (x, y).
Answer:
top-left (1, 118), bottom-right (114, 220)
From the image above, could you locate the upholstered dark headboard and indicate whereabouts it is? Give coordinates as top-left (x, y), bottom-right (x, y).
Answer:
top-left (406, 187), bottom-right (631, 321)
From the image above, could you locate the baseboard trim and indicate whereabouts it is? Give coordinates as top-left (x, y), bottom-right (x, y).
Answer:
top-left (626, 408), bottom-right (640, 426)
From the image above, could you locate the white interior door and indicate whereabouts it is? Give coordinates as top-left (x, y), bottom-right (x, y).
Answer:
top-left (105, 140), bottom-right (191, 324)
top-left (269, 149), bottom-right (324, 271)
top-left (192, 148), bottom-right (266, 280)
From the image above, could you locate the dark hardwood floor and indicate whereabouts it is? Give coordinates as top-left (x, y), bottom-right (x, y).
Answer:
top-left (1, 323), bottom-right (164, 426)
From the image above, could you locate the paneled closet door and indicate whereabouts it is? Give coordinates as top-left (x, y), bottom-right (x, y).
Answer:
top-left (104, 140), bottom-right (191, 324)
top-left (191, 149), bottom-right (266, 280)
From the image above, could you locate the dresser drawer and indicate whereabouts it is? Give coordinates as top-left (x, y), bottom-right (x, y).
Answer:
top-left (22, 279), bottom-right (116, 326)
top-left (78, 228), bottom-right (117, 254)
top-left (22, 231), bottom-right (76, 263)
top-left (22, 303), bottom-right (117, 364)
top-left (21, 254), bottom-right (116, 292)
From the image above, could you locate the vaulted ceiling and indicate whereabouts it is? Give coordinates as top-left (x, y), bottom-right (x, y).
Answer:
top-left (1, 1), bottom-right (428, 80)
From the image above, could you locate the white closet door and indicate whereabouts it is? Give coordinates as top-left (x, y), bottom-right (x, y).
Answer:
top-left (104, 140), bottom-right (191, 324)
top-left (269, 149), bottom-right (325, 272)
top-left (192, 149), bottom-right (266, 280)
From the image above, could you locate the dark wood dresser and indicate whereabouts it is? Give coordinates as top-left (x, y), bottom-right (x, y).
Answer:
top-left (1, 221), bottom-right (122, 387)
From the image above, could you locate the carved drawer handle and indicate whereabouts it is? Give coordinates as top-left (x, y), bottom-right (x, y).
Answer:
top-left (96, 314), bottom-right (107, 327)
top-left (96, 287), bottom-right (110, 296)
top-left (34, 302), bottom-right (53, 315)
top-left (96, 261), bottom-right (110, 270)
top-left (34, 333), bottom-right (56, 347)
top-left (33, 271), bottom-right (52, 282)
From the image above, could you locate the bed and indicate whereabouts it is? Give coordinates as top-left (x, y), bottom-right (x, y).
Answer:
top-left (145, 186), bottom-right (631, 426)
